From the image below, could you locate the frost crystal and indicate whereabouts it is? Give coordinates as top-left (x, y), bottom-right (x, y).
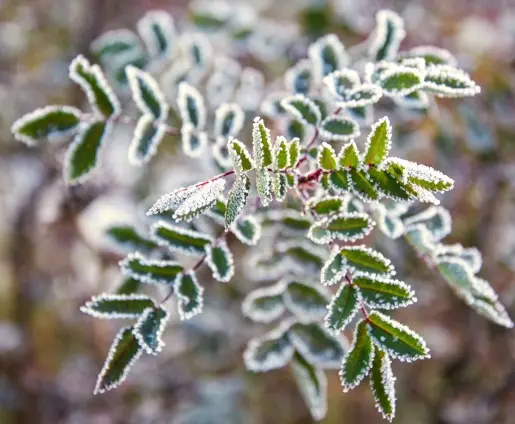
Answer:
top-left (173, 179), bottom-right (226, 222)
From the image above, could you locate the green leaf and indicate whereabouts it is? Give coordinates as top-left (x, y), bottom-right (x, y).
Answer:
top-left (325, 283), bottom-right (360, 333)
top-left (404, 162), bottom-right (454, 193)
top-left (252, 117), bottom-right (273, 169)
top-left (272, 173), bottom-right (288, 202)
top-left (80, 293), bottom-right (155, 319)
top-left (288, 138), bottom-right (301, 168)
top-left (151, 220), bottom-right (212, 256)
top-left (281, 94), bottom-right (322, 126)
top-left (233, 216), bottom-right (262, 246)
top-left (11, 105), bottom-right (82, 146)
top-left (321, 249), bottom-right (348, 286)
top-left (120, 252), bottom-right (183, 285)
top-left (279, 241), bottom-right (326, 272)
top-left (284, 281), bottom-right (329, 321)
top-left (225, 175), bottom-right (251, 230)
top-left (363, 117), bottom-right (392, 166)
top-left (309, 196), bottom-right (343, 215)
top-left (329, 170), bottom-right (349, 193)
top-left (176, 271), bottom-right (204, 320)
top-left (404, 205), bottom-right (451, 242)
top-left (286, 119), bottom-right (305, 142)
top-left (289, 322), bottom-right (346, 369)
top-left (318, 116), bottom-right (360, 141)
top-left (370, 349), bottom-right (396, 422)
top-left (424, 64), bottom-right (480, 97)
top-left (256, 168), bottom-right (273, 206)
top-left (273, 136), bottom-right (290, 170)
top-left (215, 103), bottom-right (244, 138)
top-left (291, 352), bottom-right (328, 421)
top-left (133, 306), bottom-right (169, 355)
top-left (367, 311), bottom-right (430, 362)
top-left (106, 224), bottom-right (157, 253)
top-left (116, 277), bottom-right (141, 295)
top-left (307, 212), bottom-right (375, 244)
top-left (338, 141), bottom-right (360, 168)
top-left (340, 245), bottom-right (395, 276)
top-left (177, 81), bottom-right (206, 128)
top-left (404, 45), bottom-right (457, 66)
top-left (69, 55), bottom-right (120, 118)
top-left (367, 167), bottom-right (412, 201)
top-left (137, 10), bottom-right (175, 59)
top-left (323, 69), bottom-right (360, 97)
top-left (129, 115), bottom-right (166, 165)
top-left (242, 281), bottom-right (286, 323)
top-left (205, 239), bottom-right (234, 282)
top-left (379, 66), bottom-right (423, 96)
top-left (354, 275), bottom-right (416, 310)
top-left (94, 326), bottom-right (142, 394)
top-left (244, 323), bottom-right (294, 372)
top-left (64, 120), bottom-right (110, 184)
top-left (285, 59), bottom-right (313, 95)
top-left (340, 319), bottom-right (375, 391)
top-left (335, 84), bottom-right (383, 108)
top-left (349, 169), bottom-right (380, 202)
top-left (369, 10), bottom-right (406, 61)
top-left (317, 142), bottom-right (338, 171)
top-left (309, 34), bottom-right (347, 79)
top-left (91, 29), bottom-right (143, 62)
top-left (127, 65), bottom-right (169, 121)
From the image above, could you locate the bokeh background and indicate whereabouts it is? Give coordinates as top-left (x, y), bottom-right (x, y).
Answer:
top-left (1, 0), bottom-right (515, 423)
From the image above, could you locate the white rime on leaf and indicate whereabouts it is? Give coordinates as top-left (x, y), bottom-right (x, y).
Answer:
top-left (181, 123), bottom-right (208, 157)
top-left (150, 220), bottom-right (213, 256)
top-left (119, 252), bottom-right (183, 285)
top-left (321, 247), bottom-right (348, 286)
top-left (316, 142), bottom-right (338, 171)
top-left (180, 32), bottom-right (213, 72)
top-left (133, 305), bottom-right (170, 355)
top-left (136, 10), bottom-right (175, 59)
top-left (353, 272), bottom-right (417, 310)
top-left (256, 168), bottom-right (273, 207)
top-left (242, 280), bottom-right (287, 323)
top-left (363, 116), bottom-right (392, 167)
top-left (94, 326), bottom-right (143, 395)
top-left (324, 282), bottom-right (361, 334)
top-left (173, 179), bottom-right (226, 222)
top-left (333, 84), bottom-right (383, 109)
top-left (212, 137), bottom-right (233, 169)
top-left (368, 10), bottom-right (406, 61)
top-left (281, 94), bottom-right (322, 127)
top-left (424, 64), bottom-right (481, 98)
top-left (307, 212), bottom-right (375, 245)
top-left (147, 184), bottom-right (202, 216)
top-left (283, 280), bottom-right (331, 323)
top-left (403, 205), bottom-right (452, 242)
top-left (404, 45), bottom-right (457, 66)
top-left (176, 271), bottom-right (204, 320)
top-left (129, 114), bottom-right (167, 165)
top-left (225, 174), bottom-right (250, 230)
top-left (285, 59), bottom-right (313, 95)
top-left (69, 55), bottom-right (121, 119)
top-left (80, 293), bottom-right (155, 319)
top-left (378, 65), bottom-right (424, 97)
top-left (91, 29), bottom-right (143, 61)
top-left (126, 65), bottom-right (169, 121)
top-left (232, 215), bottom-right (262, 246)
top-left (308, 34), bottom-right (348, 81)
top-left (228, 138), bottom-right (255, 174)
top-left (323, 69), bottom-right (361, 98)
top-left (252, 116), bottom-right (273, 169)
top-left (205, 238), bottom-right (235, 282)
top-left (318, 116), bottom-right (360, 142)
top-left (370, 349), bottom-right (397, 422)
top-left (214, 103), bottom-right (245, 138)
top-left (177, 82), bottom-right (206, 129)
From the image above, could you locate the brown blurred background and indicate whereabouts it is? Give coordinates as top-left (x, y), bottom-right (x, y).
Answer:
top-left (1, 0), bottom-right (515, 423)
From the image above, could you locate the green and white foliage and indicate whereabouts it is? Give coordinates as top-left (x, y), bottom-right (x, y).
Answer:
top-left (12, 6), bottom-right (513, 423)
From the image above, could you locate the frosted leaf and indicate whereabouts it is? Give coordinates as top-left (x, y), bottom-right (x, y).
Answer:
top-left (91, 29), bottom-right (143, 63)
top-left (285, 59), bottom-right (313, 95)
top-left (353, 274), bottom-right (416, 310)
top-left (263, 209), bottom-right (312, 236)
top-left (119, 252), bottom-right (183, 285)
top-left (129, 114), bottom-right (167, 165)
top-left (147, 183), bottom-right (207, 216)
top-left (136, 10), bottom-right (175, 59)
top-left (80, 293), bottom-right (155, 319)
top-left (232, 215), bottom-right (262, 246)
top-left (316, 142), bottom-right (338, 171)
top-left (181, 123), bottom-right (208, 157)
top-left (309, 196), bottom-right (344, 215)
top-left (334, 84), bottom-right (383, 109)
top-left (366, 311), bottom-right (430, 362)
top-left (348, 169), bottom-right (380, 203)
top-left (106, 225), bottom-right (157, 254)
top-left (325, 283), bottom-right (361, 334)
top-left (256, 168), bottom-right (273, 207)
top-left (373, 205), bottom-right (405, 239)
top-left (283, 280), bottom-right (330, 322)
top-left (259, 91), bottom-right (288, 118)
top-left (172, 179), bottom-right (227, 222)
top-left (205, 196), bottom-right (226, 225)
top-left (339, 245), bottom-right (395, 276)
top-left (161, 59), bottom-right (191, 92)
top-left (205, 239), bottom-right (234, 282)
top-left (378, 65), bottom-right (424, 97)
top-left (363, 117), bottom-right (392, 166)
top-left (181, 32), bottom-right (213, 72)
top-left (64, 120), bottom-right (111, 185)
top-left (150, 220), bottom-right (212, 256)
top-left (370, 349), bottom-right (396, 422)
top-left (212, 137), bottom-right (232, 169)
top-left (318, 116), bottom-right (360, 142)
top-left (289, 322), bottom-right (347, 369)
top-left (225, 175), bottom-right (250, 230)
top-left (367, 167), bottom-right (413, 202)
top-left (177, 82), bottom-right (206, 129)
top-left (69, 55), bottom-right (121, 119)
top-left (277, 240), bottom-right (327, 274)
top-left (126, 66), bottom-right (168, 120)
top-left (393, 90), bottom-right (429, 110)
top-left (340, 319), bottom-right (375, 392)
top-left (242, 280), bottom-right (287, 323)
top-left (281, 94), bottom-right (322, 126)
top-left (404, 224), bottom-right (436, 256)
top-left (272, 173), bottom-right (288, 202)
top-left (321, 248), bottom-right (347, 286)
top-left (288, 138), bottom-right (301, 168)
top-left (291, 352), bottom-right (328, 421)
top-left (323, 69), bottom-right (361, 98)
top-left (469, 290), bottom-right (514, 329)
top-left (244, 320), bottom-right (295, 372)
top-left (368, 10), bottom-right (406, 61)
top-left (403, 45), bottom-right (457, 66)
top-left (252, 117), bottom-right (273, 169)
top-left (307, 212), bottom-right (375, 245)
top-left (94, 326), bottom-right (142, 394)
top-left (133, 305), bottom-right (170, 355)
top-left (424, 64), bottom-right (480, 98)
top-left (176, 271), bottom-right (204, 320)
top-left (435, 244), bottom-right (482, 274)
top-left (228, 138), bottom-right (255, 174)
top-left (214, 103), bottom-right (245, 138)
top-left (308, 34), bottom-right (348, 81)
top-left (273, 136), bottom-right (290, 170)
top-left (404, 205), bottom-right (452, 242)
top-left (11, 105), bottom-right (82, 146)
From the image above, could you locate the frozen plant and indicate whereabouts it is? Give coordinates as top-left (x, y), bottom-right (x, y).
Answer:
top-left (11, 7), bottom-right (512, 422)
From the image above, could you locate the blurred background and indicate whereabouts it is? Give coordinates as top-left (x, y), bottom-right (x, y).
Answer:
top-left (1, 0), bottom-right (515, 423)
